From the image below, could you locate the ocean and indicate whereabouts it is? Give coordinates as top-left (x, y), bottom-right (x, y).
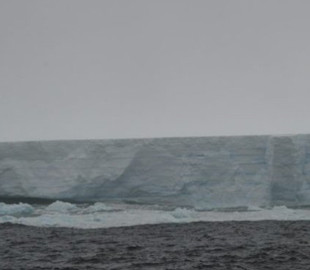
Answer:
top-left (1, 200), bottom-right (310, 269)
top-left (1, 220), bottom-right (310, 269)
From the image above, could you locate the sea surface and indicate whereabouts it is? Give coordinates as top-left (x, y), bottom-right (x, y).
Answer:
top-left (1, 220), bottom-right (310, 270)
top-left (1, 201), bottom-right (310, 269)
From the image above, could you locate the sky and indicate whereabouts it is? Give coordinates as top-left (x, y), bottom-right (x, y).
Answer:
top-left (1, 0), bottom-right (310, 142)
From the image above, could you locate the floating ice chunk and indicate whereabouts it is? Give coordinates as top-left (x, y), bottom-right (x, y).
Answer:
top-left (0, 202), bottom-right (34, 217)
top-left (84, 202), bottom-right (114, 213)
top-left (45, 201), bottom-right (77, 213)
top-left (247, 205), bottom-right (264, 211)
top-left (0, 215), bottom-right (17, 223)
top-left (271, 205), bottom-right (291, 211)
top-left (171, 208), bottom-right (196, 219)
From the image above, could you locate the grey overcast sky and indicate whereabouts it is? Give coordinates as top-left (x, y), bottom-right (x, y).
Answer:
top-left (1, 0), bottom-right (310, 142)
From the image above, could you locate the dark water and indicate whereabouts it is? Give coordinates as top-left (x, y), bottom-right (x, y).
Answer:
top-left (1, 221), bottom-right (310, 270)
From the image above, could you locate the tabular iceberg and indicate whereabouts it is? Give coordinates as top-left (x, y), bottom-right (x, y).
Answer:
top-left (1, 134), bottom-right (310, 210)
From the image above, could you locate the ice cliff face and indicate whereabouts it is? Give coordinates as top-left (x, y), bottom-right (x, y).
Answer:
top-left (1, 135), bottom-right (310, 209)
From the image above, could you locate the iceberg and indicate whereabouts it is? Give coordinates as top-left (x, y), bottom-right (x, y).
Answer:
top-left (1, 134), bottom-right (310, 209)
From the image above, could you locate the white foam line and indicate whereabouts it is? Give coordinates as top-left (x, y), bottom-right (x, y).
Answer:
top-left (1, 206), bottom-right (310, 229)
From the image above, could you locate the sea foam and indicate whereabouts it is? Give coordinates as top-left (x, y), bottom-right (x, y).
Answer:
top-left (1, 201), bottom-right (310, 229)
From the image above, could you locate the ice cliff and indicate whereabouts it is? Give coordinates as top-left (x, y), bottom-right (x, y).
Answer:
top-left (1, 135), bottom-right (310, 209)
